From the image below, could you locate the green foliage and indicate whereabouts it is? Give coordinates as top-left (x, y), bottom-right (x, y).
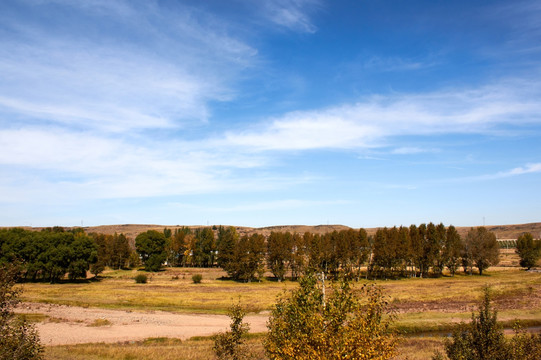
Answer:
top-left (192, 274), bottom-right (203, 284)
top-left (90, 233), bottom-right (132, 274)
top-left (0, 264), bottom-right (43, 360)
top-left (516, 233), bottom-right (541, 270)
top-left (441, 286), bottom-right (541, 360)
top-left (445, 287), bottom-right (508, 360)
top-left (165, 227), bottom-right (190, 267)
top-left (264, 274), bottom-right (397, 360)
top-left (135, 230), bottom-right (167, 272)
top-left (163, 228), bottom-right (172, 239)
top-left (213, 302), bottom-right (252, 360)
top-left (216, 226), bottom-right (238, 271)
top-left (508, 325), bottom-right (541, 360)
top-left (194, 228), bottom-right (215, 267)
top-left (445, 225), bottom-right (463, 276)
top-left (0, 227), bottom-right (97, 282)
top-left (220, 229), bottom-right (266, 282)
top-left (266, 232), bottom-right (293, 281)
top-left (134, 274), bottom-right (148, 284)
top-left (464, 227), bottom-right (500, 275)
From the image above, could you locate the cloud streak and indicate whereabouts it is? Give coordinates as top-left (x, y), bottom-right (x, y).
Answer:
top-left (259, 0), bottom-right (320, 33)
top-left (491, 163), bottom-right (541, 178)
top-left (0, 0), bottom-right (256, 132)
top-left (222, 79), bottom-right (541, 151)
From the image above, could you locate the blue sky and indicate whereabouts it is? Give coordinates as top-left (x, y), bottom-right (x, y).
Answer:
top-left (1, 0), bottom-right (540, 229)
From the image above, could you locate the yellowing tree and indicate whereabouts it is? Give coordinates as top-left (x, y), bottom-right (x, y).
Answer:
top-left (264, 275), bottom-right (397, 360)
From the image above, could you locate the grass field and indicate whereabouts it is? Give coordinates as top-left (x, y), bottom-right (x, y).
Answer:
top-left (44, 335), bottom-right (447, 360)
top-left (16, 250), bottom-right (541, 359)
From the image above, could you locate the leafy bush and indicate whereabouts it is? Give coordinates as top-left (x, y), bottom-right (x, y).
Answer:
top-left (134, 274), bottom-right (147, 284)
top-left (192, 274), bottom-right (203, 284)
top-left (264, 274), bottom-right (397, 360)
top-left (213, 302), bottom-right (251, 360)
top-left (438, 286), bottom-right (541, 360)
top-left (0, 264), bottom-right (43, 359)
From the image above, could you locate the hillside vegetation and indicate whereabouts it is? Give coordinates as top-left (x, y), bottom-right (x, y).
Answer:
top-left (11, 222), bottom-right (539, 241)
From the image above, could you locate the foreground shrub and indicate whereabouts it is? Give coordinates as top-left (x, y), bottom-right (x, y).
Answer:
top-left (134, 274), bottom-right (147, 284)
top-left (213, 303), bottom-right (252, 360)
top-left (436, 286), bottom-right (541, 360)
top-left (0, 264), bottom-right (43, 360)
top-left (192, 274), bottom-right (203, 284)
top-left (264, 274), bottom-right (397, 360)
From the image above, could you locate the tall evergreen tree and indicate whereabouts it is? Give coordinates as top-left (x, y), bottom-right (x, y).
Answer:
top-left (516, 233), bottom-right (541, 270)
top-left (216, 226), bottom-right (238, 271)
top-left (194, 227), bottom-right (215, 267)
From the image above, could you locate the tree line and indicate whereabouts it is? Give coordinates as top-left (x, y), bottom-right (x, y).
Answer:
top-left (2, 224), bottom-right (539, 282)
top-left (0, 227), bottom-right (137, 282)
top-left (0, 227), bottom-right (98, 282)
top-left (136, 223), bottom-right (534, 280)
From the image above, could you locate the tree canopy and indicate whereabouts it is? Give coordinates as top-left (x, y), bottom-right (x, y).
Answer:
top-left (135, 230), bottom-right (167, 272)
top-left (516, 233), bottom-right (541, 270)
top-left (264, 274), bottom-right (397, 360)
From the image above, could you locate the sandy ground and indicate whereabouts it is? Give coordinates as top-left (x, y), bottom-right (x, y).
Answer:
top-left (16, 303), bottom-right (269, 346)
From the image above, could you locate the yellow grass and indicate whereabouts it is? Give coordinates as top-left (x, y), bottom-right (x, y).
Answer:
top-left (45, 338), bottom-right (218, 360)
top-left (21, 251), bottom-right (541, 359)
top-left (45, 335), bottom-right (444, 360)
top-left (21, 265), bottom-right (541, 312)
top-left (20, 267), bottom-right (298, 314)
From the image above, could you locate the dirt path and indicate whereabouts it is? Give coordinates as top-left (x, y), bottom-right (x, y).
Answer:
top-left (16, 303), bottom-right (269, 346)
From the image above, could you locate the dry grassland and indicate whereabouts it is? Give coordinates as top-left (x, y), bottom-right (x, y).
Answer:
top-left (17, 250), bottom-right (541, 359)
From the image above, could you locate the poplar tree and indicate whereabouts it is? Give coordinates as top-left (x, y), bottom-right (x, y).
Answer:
top-left (516, 233), bottom-right (541, 270)
top-left (264, 274), bottom-right (397, 360)
top-left (465, 227), bottom-right (500, 275)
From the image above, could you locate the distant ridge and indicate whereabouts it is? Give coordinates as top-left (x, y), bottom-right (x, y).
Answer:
top-left (9, 222), bottom-right (541, 240)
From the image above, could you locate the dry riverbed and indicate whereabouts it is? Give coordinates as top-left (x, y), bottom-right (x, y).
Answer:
top-left (16, 302), bottom-right (268, 346)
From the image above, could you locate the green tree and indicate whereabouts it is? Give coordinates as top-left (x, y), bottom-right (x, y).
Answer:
top-left (264, 274), bottom-right (397, 360)
top-left (443, 287), bottom-right (509, 360)
top-left (465, 227), bottom-right (500, 275)
top-left (444, 225), bottom-right (463, 276)
top-left (135, 230), bottom-right (166, 271)
top-left (2, 227), bottom-right (98, 282)
top-left (216, 226), bottom-right (238, 271)
top-left (165, 227), bottom-right (190, 267)
top-left (508, 326), bottom-right (541, 360)
top-left (516, 233), bottom-right (541, 270)
top-left (194, 227), bottom-right (215, 267)
top-left (0, 264), bottom-right (43, 360)
top-left (111, 233), bottom-right (131, 269)
top-left (213, 302), bottom-right (252, 360)
top-left (267, 232), bottom-right (292, 281)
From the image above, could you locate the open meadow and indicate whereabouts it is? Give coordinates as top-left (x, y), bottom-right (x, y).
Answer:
top-left (12, 249), bottom-right (541, 359)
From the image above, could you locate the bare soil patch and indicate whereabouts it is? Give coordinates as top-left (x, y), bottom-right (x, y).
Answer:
top-left (16, 302), bottom-right (268, 346)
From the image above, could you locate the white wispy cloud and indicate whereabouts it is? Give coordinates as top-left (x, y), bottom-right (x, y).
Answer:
top-left (0, 0), bottom-right (256, 132)
top-left (259, 0), bottom-right (320, 33)
top-left (222, 79), bottom-right (541, 151)
top-left (433, 163), bottom-right (541, 185)
top-left (390, 147), bottom-right (440, 155)
top-left (491, 163), bottom-right (541, 178)
top-left (1, 0), bottom-right (540, 210)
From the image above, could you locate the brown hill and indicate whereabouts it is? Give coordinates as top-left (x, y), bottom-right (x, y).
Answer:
top-left (78, 224), bottom-right (351, 239)
top-left (7, 222), bottom-right (540, 240)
